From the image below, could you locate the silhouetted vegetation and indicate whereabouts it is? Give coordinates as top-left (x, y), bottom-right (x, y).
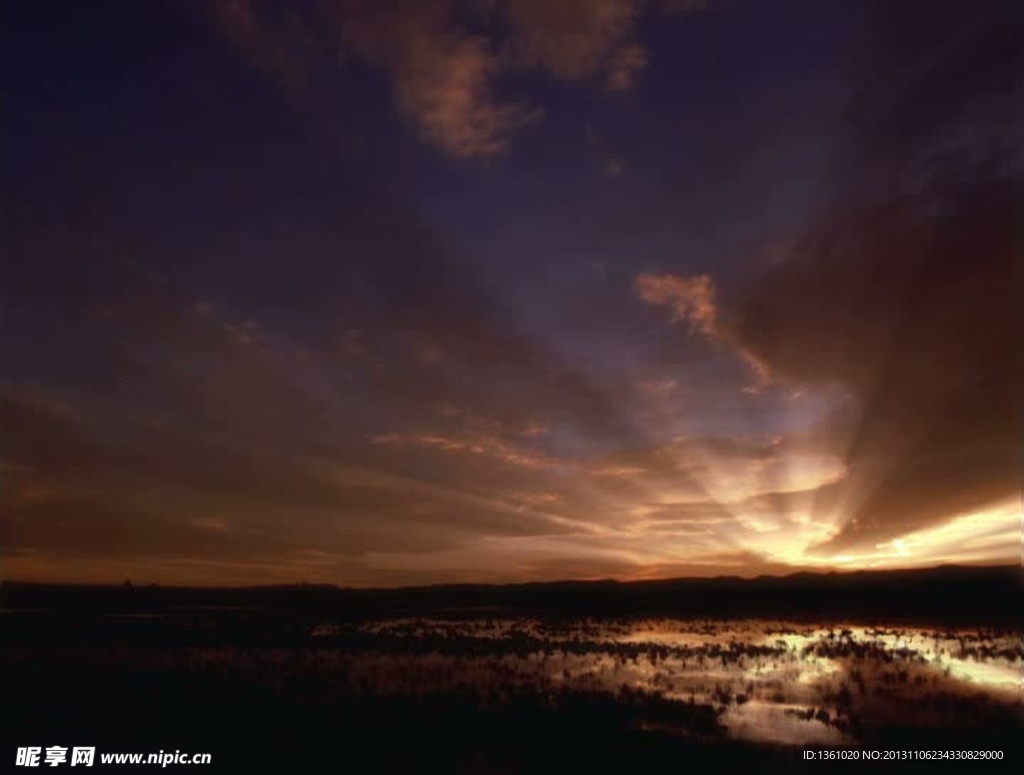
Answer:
top-left (2, 567), bottom-right (1020, 773)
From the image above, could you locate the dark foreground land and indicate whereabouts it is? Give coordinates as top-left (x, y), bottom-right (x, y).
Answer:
top-left (2, 565), bottom-right (1021, 773)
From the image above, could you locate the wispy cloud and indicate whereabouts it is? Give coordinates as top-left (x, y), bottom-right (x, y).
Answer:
top-left (369, 431), bottom-right (558, 470)
top-left (635, 273), bottom-right (718, 335)
top-left (210, 0), bottom-right (713, 158)
top-left (635, 272), bottom-right (771, 384)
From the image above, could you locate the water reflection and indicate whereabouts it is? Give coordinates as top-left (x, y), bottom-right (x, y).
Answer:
top-left (304, 616), bottom-right (1021, 745)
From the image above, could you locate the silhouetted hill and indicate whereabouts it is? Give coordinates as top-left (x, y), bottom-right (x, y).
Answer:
top-left (2, 564), bottom-right (1019, 627)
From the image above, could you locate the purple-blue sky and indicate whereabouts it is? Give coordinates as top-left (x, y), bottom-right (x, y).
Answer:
top-left (2, 0), bottom-right (1020, 585)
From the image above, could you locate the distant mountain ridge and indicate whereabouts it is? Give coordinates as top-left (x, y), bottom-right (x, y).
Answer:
top-left (2, 564), bottom-right (1019, 626)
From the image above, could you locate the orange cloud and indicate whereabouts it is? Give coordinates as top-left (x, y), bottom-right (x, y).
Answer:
top-left (499, 0), bottom-right (644, 80)
top-left (635, 273), bottom-right (718, 335)
top-left (362, 24), bottom-right (542, 158)
top-left (369, 431), bottom-right (556, 470)
top-left (636, 272), bottom-right (771, 384)
top-left (605, 42), bottom-right (649, 91)
top-left (210, 0), bottom-right (718, 158)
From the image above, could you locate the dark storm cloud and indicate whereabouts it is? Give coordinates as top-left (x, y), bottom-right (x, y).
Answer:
top-left (725, 0), bottom-right (1022, 550)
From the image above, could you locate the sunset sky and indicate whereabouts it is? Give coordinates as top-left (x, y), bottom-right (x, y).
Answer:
top-left (2, 0), bottom-right (1019, 586)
